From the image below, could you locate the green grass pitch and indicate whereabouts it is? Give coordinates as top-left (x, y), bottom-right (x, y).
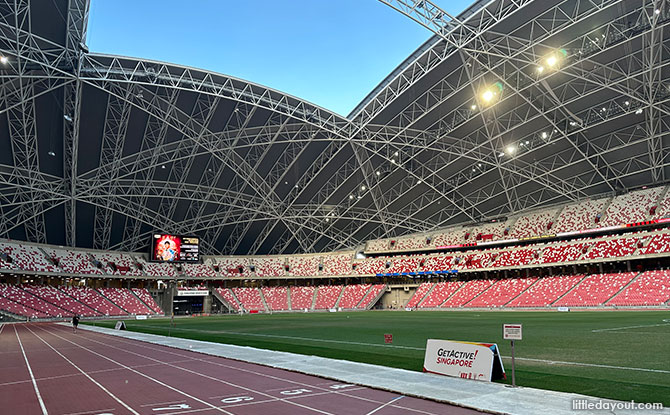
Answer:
top-left (88, 310), bottom-right (670, 405)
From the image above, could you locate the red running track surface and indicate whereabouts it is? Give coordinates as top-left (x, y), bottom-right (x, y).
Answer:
top-left (0, 323), bottom-right (485, 415)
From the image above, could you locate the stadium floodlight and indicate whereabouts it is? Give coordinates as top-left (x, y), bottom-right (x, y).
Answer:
top-left (349, 195), bottom-right (354, 200)
top-left (470, 104), bottom-right (477, 110)
top-left (536, 66), bottom-right (544, 74)
top-left (361, 185), bottom-right (366, 191)
top-left (506, 145), bottom-right (516, 155)
top-left (544, 49), bottom-right (567, 69)
top-left (624, 101), bottom-right (630, 106)
top-left (635, 108), bottom-right (643, 114)
top-left (655, 9), bottom-right (660, 14)
top-left (541, 132), bottom-right (548, 139)
top-left (375, 171), bottom-right (380, 176)
top-left (479, 82), bottom-right (503, 106)
top-left (48, 151), bottom-right (56, 157)
top-left (0, 56), bottom-right (7, 64)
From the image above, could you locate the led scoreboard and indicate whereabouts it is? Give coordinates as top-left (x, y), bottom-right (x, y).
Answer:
top-left (151, 234), bottom-right (199, 263)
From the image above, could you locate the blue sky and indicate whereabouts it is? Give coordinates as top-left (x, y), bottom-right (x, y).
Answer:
top-left (87, 0), bottom-right (473, 117)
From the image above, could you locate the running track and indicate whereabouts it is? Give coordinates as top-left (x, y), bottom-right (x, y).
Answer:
top-left (1, 323), bottom-right (486, 415)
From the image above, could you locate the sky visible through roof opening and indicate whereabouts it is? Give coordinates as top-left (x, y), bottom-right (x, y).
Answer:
top-left (88, 0), bottom-right (472, 117)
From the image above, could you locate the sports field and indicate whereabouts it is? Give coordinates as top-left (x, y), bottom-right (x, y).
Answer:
top-left (89, 310), bottom-right (670, 406)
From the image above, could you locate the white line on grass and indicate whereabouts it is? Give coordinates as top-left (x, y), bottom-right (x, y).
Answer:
top-left (14, 325), bottom-right (49, 415)
top-left (131, 324), bottom-right (670, 375)
top-left (591, 323), bottom-right (670, 332)
top-left (502, 356), bottom-right (670, 374)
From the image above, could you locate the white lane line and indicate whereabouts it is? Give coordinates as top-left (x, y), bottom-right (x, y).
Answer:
top-left (591, 323), bottom-right (670, 332)
top-left (50, 326), bottom-right (336, 415)
top-left (24, 325), bottom-right (141, 415)
top-left (14, 325), bottom-right (49, 415)
top-left (503, 356), bottom-right (670, 374)
top-left (35, 326), bottom-right (235, 415)
top-left (0, 359), bottom-right (196, 387)
top-left (63, 408), bottom-right (116, 415)
top-left (65, 326), bottom-right (442, 415)
top-left (365, 396), bottom-right (404, 415)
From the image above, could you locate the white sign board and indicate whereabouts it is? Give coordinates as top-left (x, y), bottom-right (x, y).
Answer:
top-left (503, 324), bottom-right (522, 340)
top-left (176, 290), bottom-right (209, 297)
top-left (423, 339), bottom-right (495, 381)
top-left (135, 315), bottom-right (148, 320)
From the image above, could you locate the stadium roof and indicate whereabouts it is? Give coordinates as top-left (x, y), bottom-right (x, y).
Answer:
top-left (0, 0), bottom-right (668, 255)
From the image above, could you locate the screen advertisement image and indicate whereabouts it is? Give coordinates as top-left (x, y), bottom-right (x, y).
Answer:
top-left (151, 234), bottom-right (199, 262)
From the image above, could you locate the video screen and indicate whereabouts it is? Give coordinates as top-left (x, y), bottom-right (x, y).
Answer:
top-left (151, 234), bottom-right (199, 263)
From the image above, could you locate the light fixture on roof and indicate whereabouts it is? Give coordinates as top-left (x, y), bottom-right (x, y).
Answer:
top-left (63, 114), bottom-right (73, 122)
top-left (394, 151), bottom-right (399, 156)
top-left (161, 165), bottom-right (166, 169)
top-left (478, 163), bottom-right (482, 167)
top-left (325, 218), bottom-right (329, 222)
top-left (349, 195), bottom-right (354, 200)
top-left (470, 104), bottom-right (477, 110)
top-left (417, 180), bottom-right (421, 184)
top-left (391, 159), bottom-right (396, 164)
top-left (294, 184), bottom-right (298, 188)
top-left (375, 171), bottom-right (380, 176)
top-left (541, 132), bottom-right (548, 139)
top-left (479, 82), bottom-right (503, 105)
top-left (536, 66), bottom-right (544, 74)
top-left (506, 145), bottom-right (516, 155)
top-left (525, 140), bottom-right (530, 145)
top-left (624, 101), bottom-right (630, 106)
top-left (655, 9), bottom-right (661, 14)
top-left (48, 151), bottom-right (55, 157)
top-left (361, 185), bottom-right (366, 191)
top-left (0, 56), bottom-right (8, 64)
top-left (635, 108), bottom-right (643, 114)
top-left (544, 49), bottom-right (567, 69)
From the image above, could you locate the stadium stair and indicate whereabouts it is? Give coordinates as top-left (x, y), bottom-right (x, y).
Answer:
top-left (95, 289), bottom-right (131, 315)
top-left (358, 284), bottom-right (386, 309)
top-left (258, 288), bottom-right (270, 311)
top-left (310, 288), bottom-right (317, 310)
top-left (461, 280), bottom-right (495, 307)
top-left (406, 282), bottom-right (434, 308)
top-left (604, 272), bottom-right (642, 304)
top-left (286, 286), bottom-right (292, 310)
top-left (549, 275), bottom-right (588, 306)
top-left (212, 288), bottom-right (240, 312)
top-left (129, 289), bottom-right (158, 314)
top-left (229, 288), bottom-right (244, 312)
top-left (353, 285), bottom-right (374, 309)
top-left (333, 286), bottom-right (346, 309)
top-left (433, 282), bottom-right (462, 307)
top-left (501, 277), bottom-right (541, 307)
